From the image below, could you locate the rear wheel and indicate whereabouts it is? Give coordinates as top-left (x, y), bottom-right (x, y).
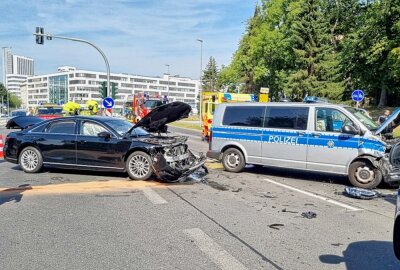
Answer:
top-left (348, 160), bottom-right (382, 189)
top-left (126, 151), bottom-right (153, 180)
top-left (222, 148), bottom-right (245, 173)
top-left (19, 146), bottom-right (43, 173)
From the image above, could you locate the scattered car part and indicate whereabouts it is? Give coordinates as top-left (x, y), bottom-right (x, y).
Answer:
top-left (301, 211), bottom-right (317, 219)
top-left (268, 223), bottom-right (284, 230)
top-left (343, 186), bottom-right (378, 200)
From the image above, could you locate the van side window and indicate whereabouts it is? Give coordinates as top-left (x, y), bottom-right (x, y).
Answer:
top-left (264, 107), bottom-right (309, 130)
top-left (222, 106), bottom-right (264, 127)
top-left (315, 108), bottom-right (354, 132)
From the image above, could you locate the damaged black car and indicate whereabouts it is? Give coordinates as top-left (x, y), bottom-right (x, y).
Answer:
top-left (3, 102), bottom-right (206, 182)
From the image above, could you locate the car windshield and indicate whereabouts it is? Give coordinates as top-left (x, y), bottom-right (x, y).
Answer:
top-left (345, 107), bottom-right (379, 131)
top-left (38, 108), bottom-right (63, 114)
top-left (106, 119), bottom-right (149, 137)
top-left (144, 100), bottom-right (161, 109)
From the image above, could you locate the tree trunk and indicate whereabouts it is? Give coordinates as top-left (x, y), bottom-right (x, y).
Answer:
top-left (378, 85), bottom-right (387, 107)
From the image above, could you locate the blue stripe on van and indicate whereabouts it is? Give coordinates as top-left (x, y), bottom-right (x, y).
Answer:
top-left (212, 126), bottom-right (385, 152)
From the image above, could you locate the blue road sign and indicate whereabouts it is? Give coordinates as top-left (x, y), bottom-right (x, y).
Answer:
top-left (352, 89), bottom-right (364, 102)
top-left (103, 97), bottom-right (115, 108)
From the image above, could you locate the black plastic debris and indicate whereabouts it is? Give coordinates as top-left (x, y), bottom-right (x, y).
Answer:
top-left (344, 186), bottom-right (378, 200)
top-left (282, 208), bottom-right (298, 214)
top-left (301, 211), bottom-right (317, 219)
top-left (268, 223), bottom-right (284, 230)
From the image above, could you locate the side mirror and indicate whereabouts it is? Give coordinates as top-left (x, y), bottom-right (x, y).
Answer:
top-left (342, 125), bottom-right (359, 135)
top-left (97, 131), bottom-right (111, 140)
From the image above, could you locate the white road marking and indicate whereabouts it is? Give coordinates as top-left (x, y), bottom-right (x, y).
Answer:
top-left (142, 188), bottom-right (168, 204)
top-left (263, 178), bottom-right (362, 211)
top-left (184, 228), bottom-right (248, 270)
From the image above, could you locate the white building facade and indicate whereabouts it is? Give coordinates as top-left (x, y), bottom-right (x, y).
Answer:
top-left (2, 48), bottom-right (34, 97)
top-left (26, 67), bottom-right (199, 112)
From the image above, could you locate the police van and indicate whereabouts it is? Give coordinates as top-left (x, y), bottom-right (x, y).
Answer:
top-left (207, 102), bottom-right (400, 188)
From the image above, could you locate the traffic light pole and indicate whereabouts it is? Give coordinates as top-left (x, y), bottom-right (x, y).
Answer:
top-left (33, 32), bottom-right (111, 98)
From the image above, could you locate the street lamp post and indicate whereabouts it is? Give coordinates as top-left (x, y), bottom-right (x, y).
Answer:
top-left (165, 64), bottom-right (170, 99)
top-left (33, 30), bottom-right (111, 99)
top-left (197, 39), bottom-right (203, 126)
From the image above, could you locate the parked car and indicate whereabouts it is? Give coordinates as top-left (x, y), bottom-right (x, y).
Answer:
top-left (207, 102), bottom-right (400, 189)
top-left (4, 102), bottom-right (206, 182)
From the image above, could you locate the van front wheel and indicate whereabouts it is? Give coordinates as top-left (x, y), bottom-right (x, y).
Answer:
top-left (348, 161), bottom-right (382, 189)
top-left (222, 148), bottom-right (245, 173)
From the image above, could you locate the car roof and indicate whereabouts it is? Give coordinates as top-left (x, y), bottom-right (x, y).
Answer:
top-left (60, 116), bottom-right (125, 121)
top-left (220, 102), bottom-right (349, 108)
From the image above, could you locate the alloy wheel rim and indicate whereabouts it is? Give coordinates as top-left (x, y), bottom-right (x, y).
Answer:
top-left (21, 150), bottom-right (39, 171)
top-left (129, 155), bottom-right (150, 178)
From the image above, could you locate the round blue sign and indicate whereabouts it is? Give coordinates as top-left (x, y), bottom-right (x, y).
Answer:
top-left (352, 90), bottom-right (364, 102)
top-left (103, 97), bottom-right (115, 108)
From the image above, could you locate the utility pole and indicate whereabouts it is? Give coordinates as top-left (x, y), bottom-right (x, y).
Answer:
top-left (33, 27), bottom-right (111, 99)
top-left (165, 64), bottom-right (170, 99)
top-left (197, 39), bottom-right (203, 126)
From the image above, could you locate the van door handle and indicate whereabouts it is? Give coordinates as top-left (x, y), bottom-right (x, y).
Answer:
top-left (312, 133), bottom-right (321, 138)
top-left (297, 131), bottom-right (305, 136)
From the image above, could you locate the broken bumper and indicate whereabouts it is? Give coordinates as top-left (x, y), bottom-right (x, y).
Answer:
top-left (206, 150), bottom-right (220, 160)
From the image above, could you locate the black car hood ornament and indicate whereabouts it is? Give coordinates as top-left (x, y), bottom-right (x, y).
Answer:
top-left (6, 116), bottom-right (44, 130)
top-left (133, 101), bottom-right (191, 133)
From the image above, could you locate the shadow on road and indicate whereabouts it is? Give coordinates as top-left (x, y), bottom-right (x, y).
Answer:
top-left (0, 184), bottom-right (32, 205)
top-left (320, 240), bottom-right (400, 269)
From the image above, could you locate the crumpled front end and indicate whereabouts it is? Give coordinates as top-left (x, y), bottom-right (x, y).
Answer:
top-left (147, 136), bottom-right (207, 182)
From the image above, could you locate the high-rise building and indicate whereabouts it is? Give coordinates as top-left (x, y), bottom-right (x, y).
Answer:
top-left (26, 67), bottom-right (200, 113)
top-left (2, 47), bottom-right (34, 98)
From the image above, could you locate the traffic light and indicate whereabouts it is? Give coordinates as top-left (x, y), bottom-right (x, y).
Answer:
top-left (35, 27), bottom-right (44, 45)
top-left (111, 82), bottom-right (118, 100)
top-left (99, 81), bottom-right (107, 99)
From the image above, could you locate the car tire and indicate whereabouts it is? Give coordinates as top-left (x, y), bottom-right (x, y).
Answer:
top-left (126, 151), bottom-right (153, 180)
top-left (222, 148), bottom-right (245, 173)
top-left (348, 160), bottom-right (382, 189)
top-left (19, 146), bottom-right (43, 173)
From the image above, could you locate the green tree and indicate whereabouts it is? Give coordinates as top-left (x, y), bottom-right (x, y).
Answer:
top-left (341, 0), bottom-right (400, 106)
top-left (9, 94), bottom-right (22, 108)
top-left (202, 57), bottom-right (219, 91)
top-left (285, 0), bottom-right (344, 100)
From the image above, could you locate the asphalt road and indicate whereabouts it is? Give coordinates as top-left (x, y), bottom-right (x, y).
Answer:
top-left (0, 125), bottom-right (399, 269)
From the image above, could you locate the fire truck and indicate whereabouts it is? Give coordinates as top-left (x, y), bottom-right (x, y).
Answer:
top-left (125, 92), bottom-right (163, 123)
top-left (201, 90), bottom-right (269, 140)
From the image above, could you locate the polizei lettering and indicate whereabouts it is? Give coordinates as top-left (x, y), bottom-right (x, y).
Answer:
top-left (267, 135), bottom-right (298, 145)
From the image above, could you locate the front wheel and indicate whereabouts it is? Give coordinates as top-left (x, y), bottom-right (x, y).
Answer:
top-left (126, 151), bottom-right (153, 180)
top-left (348, 160), bottom-right (382, 189)
top-left (19, 146), bottom-right (43, 173)
top-left (222, 148), bottom-right (245, 173)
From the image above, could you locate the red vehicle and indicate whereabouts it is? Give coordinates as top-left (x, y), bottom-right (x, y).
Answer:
top-left (35, 104), bottom-right (64, 120)
top-left (132, 93), bottom-right (163, 123)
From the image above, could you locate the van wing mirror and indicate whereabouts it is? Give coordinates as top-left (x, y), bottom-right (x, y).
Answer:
top-left (342, 125), bottom-right (359, 135)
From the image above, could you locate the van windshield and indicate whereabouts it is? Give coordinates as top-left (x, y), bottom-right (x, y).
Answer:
top-left (345, 107), bottom-right (379, 131)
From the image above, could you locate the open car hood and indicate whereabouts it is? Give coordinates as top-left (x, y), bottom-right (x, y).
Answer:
top-left (133, 101), bottom-right (191, 133)
top-left (6, 116), bottom-right (44, 130)
top-left (375, 108), bottom-right (400, 135)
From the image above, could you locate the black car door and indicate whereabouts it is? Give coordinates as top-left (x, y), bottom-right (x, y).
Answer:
top-left (36, 119), bottom-right (77, 165)
top-left (76, 120), bottom-right (126, 169)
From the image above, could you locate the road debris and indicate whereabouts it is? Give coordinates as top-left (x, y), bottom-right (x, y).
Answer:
top-left (282, 208), bottom-right (298, 213)
top-left (231, 188), bottom-right (242, 192)
top-left (301, 211), bottom-right (317, 219)
top-left (268, 223), bottom-right (284, 230)
top-left (343, 186), bottom-right (378, 200)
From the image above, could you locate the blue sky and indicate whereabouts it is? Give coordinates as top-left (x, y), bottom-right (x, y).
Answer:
top-left (0, 0), bottom-right (256, 81)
